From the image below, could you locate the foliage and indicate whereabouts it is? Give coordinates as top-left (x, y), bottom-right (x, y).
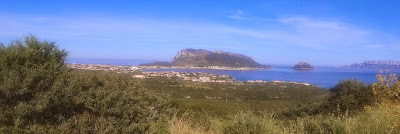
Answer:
top-left (283, 79), bottom-right (374, 117)
top-left (0, 35), bottom-right (72, 126)
top-left (205, 52), bottom-right (267, 68)
top-left (0, 35), bottom-right (172, 133)
top-left (372, 71), bottom-right (400, 104)
top-left (326, 79), bottom-right (373, 113)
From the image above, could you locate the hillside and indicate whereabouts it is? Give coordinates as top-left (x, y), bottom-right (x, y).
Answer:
top-left (171, 48), bottom-right (270, 68)
top-left (138, 77), bottom-right (330, 116)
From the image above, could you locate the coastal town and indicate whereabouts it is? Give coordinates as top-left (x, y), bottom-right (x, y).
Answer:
top-left (67, 63), bottom-right (315, 86)
top-left (67, 63), bottom-right (142, 73)
top-left (133, 71), bottom-right (235, 83)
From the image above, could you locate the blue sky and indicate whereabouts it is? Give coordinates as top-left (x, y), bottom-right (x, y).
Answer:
top-left (1, 0), bottom-right (399, 66)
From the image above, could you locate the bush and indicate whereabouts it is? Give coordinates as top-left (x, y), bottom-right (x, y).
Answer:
top-left (327, 79), bottom-right (374, 113)
top-left (0, 35), bottom-right (173, 133)
top-left (65, 71), bottom-right (172, 133)
top-left (372, 71), bottom-right (400, 104)
top-left (283, 79), bottom-right (374, 117)
top-left (0, 35), bottom-right (75, 126)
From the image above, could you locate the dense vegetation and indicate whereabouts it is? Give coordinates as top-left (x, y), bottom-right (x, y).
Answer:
top-left (1, 35), bottom-right (400, 133)
top-left (0, 36), bottom-right (173, 133)
top-left (205, 52), bottom-right (269, 68)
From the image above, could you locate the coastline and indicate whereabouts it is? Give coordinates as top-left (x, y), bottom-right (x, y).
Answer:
top-left (67, 63), bottom-right (316, 87)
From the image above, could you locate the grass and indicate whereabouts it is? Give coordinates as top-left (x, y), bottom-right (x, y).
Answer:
top-left (169, 116), bottom-right (215, 134)
top-left (171, 105), bottom-right (400, 134)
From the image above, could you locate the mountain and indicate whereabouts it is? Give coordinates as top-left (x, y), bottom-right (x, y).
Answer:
top-left (171, 49), bottom-right (212, 66)
top-left (139, 61), bottom-right (171, 67)
top-left (343, 60), bottom-right (400, 69)
top-left (292, 62), bottom-right (315, 70)
top-left (170, 48), bottom-right (270, 68)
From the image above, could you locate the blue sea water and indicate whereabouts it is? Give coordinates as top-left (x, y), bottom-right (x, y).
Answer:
top-left (144, 66), bottom-right (400, 89)
top-left (66, 58), bottom-right (156, 66)
top-left (66, 58), bottom-right (400, 89)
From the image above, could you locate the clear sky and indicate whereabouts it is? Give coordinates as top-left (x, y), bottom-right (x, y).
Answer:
top-left (1, 0), bottom-right (399, 66)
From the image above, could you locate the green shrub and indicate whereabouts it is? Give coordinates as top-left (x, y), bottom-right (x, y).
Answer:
top-left (327, 79), bottom-right (373, 114)
top-left (61, 71), bottom-right (171, 133)
top-left (282, 79), bottom-right (374, 118)
top-left (0, 35), bottom-right (173, 133)
top-left (0, 35), bottom-right (76, 126)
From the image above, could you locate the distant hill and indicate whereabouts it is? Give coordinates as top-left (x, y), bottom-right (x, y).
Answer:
top-left (170, 49), bottom-right (270, 68)
top-left (293, 62), bottom-right (315, 70)
top-left (343, 60), bottom-right (400, 69)
top-left (139, 61), bottom-right (171, 67)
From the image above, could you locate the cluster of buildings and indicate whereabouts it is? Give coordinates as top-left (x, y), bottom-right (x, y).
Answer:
top-left (133, 71), bottom-right (235, 83)
top-left (67, 64), bottom-right (142, 73)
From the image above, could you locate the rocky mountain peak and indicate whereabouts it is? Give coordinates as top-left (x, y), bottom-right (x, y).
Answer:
top-left (172, 49), bottom-right (211, 61)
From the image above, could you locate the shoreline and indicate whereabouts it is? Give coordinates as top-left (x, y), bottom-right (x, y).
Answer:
top-left (67, 63), bottom-right (315, 87)
top-left (135, 71), bottom-right (317, 87)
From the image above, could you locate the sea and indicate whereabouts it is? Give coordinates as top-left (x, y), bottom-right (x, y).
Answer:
top-left (144, 66), bottom-right (400, 89)
top-left (66, 58), bottom-right (400, 89)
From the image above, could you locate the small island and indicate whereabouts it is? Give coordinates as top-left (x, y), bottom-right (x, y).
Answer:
top-left (293, 62), bottom-right (315, 70)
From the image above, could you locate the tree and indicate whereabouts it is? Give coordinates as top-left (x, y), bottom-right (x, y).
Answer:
top-left (372, 71), bottom-right (400, 104)
top-left (301, 79), bottom-right (375, 115)
top-left (328, 79), bottom-right (373, 112)
top-left (0, 35), bottom-right (76, 127)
